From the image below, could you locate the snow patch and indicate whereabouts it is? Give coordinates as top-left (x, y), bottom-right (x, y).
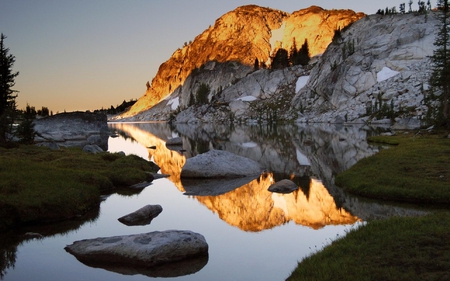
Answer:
top-left (377, 67), bottom-right (399, 82)
top-left (241, 142), bottom-right (257, 148)
top-left (296, 76), bottom-right (310, 93)
top-left (267, 21), bottom-right (286, 65)
top-left (167, 97), bottom-right (179, 110)
top-left (236, 96), bottom-right (258, 102)
top-left (296, 149), bottom-right (311, 166)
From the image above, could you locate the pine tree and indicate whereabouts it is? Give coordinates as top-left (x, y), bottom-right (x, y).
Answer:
top-left (271, 48), bottom-right (289, 69)
top-left (0, 34), bottom-right (19, 145)
top-left (429, 0), bottom-right (450, 127)
top-left (289, 39), bottom-right (299, 65)
top-left (298, 39), bottom-right (311, 66)
top-left (254, 58), bottom-right (259, 70)
top-left (400, 3), bottom-right (406, 14)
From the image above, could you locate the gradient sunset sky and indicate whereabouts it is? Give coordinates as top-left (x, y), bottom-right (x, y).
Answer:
top-left (1, 1), bottom-right (409, 113)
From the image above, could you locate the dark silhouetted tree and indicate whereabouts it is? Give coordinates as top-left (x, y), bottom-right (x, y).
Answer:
top-left (289, 39), bottom-right (299, 65)
top-left (195, 83), bottom-right (210, 104)
top-left (429, 0), bottom-right (450, 127)
top-left (16, 104), bottom-right (36, 144)
top-left (418, 1), bottom-right (426, 13)
top-left (332, 28), bottom-right (343, 43)
top-left (0, 34), bottom-right (19, 145)
top-left (271, 48), bottom-right (289, 69)
top-left (298, 39), bottom-right (311, 66)
top-left (254, 58), bottom-right (259, 70)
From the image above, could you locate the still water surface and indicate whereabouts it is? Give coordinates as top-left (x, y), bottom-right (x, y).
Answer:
top-left (2, 122), bottom-right (418, 281)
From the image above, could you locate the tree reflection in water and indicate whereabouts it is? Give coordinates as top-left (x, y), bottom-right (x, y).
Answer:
top-left (0, 206), bottom-right (99, 279)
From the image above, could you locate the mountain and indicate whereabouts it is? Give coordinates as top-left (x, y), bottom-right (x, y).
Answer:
top-left (117, 5), bottom-right (364, 119)
top-left (114, 5), bottom-right (438, 128)
top-left (291, 11), bottom-right (437, 127)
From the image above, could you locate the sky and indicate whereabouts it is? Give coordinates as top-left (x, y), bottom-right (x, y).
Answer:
top-left (1, 0), bottom-right (403, 113)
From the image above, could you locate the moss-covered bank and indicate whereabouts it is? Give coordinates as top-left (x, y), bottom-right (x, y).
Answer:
top-left (336, 133), bottom-right (450, 204)
top-left (287, 132), bottom-right (450, 280)
top-left (0, 145), bottom-right (159, 231)
top-left (287, 212), bottom-right (450, 281)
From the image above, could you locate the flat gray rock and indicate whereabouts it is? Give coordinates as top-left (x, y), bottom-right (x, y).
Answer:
top-left (268, 179), bottom-right (299, 194)
top-left (33, 112), bottom-right (109, 149)
top-left (181, 150), bottom-right (262, 178)
top-left (182, 176), bottom-right (258, 196)
top-left (166, 137), bottom-right (183, 146)
top-left (65, 230), bottom-right (208, 268)
top-left (118, 204), bottom-right (163, 226)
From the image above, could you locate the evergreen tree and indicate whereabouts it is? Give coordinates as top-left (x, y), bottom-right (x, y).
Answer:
top-left (418, 1), bottom-right (426, 13)
top-left (254, 58), bottom-right (259, 70)
top-left (0, 34), bottom-right (19, 145)
top-left (298, 39), bottom-right (311, 66)
top-left (16, 104), bottom-right (36, 144)
top-left (429, 0), bottom-right (450, 127)
top-left (332, 28), bottom-right (343, 43)
top-left (289, 39), bottom-right (299, 65)
top-left (195, 83), bottom-right (210, 104)
top-left (271, 48), bottom-right (289, 69)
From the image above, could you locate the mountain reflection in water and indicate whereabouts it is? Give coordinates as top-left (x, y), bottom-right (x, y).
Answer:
top-left (108, 122), bottom-right (364, 231)
top-left (195, 175), bottom-right (359, 231)
top-left (2, 122), bottom-right (429, 281)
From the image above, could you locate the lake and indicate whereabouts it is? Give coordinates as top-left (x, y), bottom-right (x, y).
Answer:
top-left (0, 122), bottom-right (424, 281)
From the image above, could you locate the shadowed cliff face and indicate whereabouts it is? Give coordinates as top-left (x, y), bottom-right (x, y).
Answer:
top-left (124, 5), bottom-right (364, 117)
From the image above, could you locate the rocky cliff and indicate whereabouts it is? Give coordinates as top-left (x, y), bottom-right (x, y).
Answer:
top-left (292, 12), bottom-right (437, 127)
top-left (114, 6), bottom-right (438, 128)
top-left (117, 5), bottom-right (364, 119)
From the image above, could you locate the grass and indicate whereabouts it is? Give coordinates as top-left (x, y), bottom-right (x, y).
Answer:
top-left (286, 212), bottom-right (450, 281)
top-left (335, 132), bottom-right (450, 204)
top-left (287, 132), bottom-right (450, 280)
top-left (0, 145), bottom-right (159, 230)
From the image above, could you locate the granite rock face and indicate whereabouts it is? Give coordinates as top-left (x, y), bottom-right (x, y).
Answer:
top-left (115, 5), bottom-right (363, 119)
top-left (291, 12), bottom-right (438, 126)
top-left (33, 112), bottom-right (109, 149)
top-left (112, 9), bottom-right (439, 128)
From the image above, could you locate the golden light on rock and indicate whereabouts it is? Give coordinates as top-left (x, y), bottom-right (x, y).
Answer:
top-left (119, 6), bottom-right (364, 118)
top-left (195, 174), bottom-right (360, 231)
top-left (109, 123), bottom-right (186, 192)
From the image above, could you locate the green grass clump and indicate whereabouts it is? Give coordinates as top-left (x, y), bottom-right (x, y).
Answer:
top-left (286, 212), bottom-right (450, 281)
top-left (336, 134), bottom-right (450, 204)
top-left (368, 135), bottom-right (400, 145)
top-left (0, 145), bottom-right (158, 230)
